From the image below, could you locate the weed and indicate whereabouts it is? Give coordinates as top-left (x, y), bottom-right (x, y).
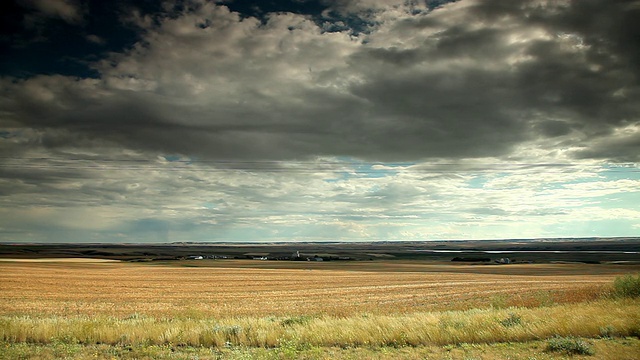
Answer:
top-left (546, 336), bottom-right (594, 355)
top-left (599, 325), bottom-right (617, 338)
top-left (276, 336), bottom-right (310, 359)
top-left (123, 313), bottom-right (143, 320)
top-left (499, 313), bottom-right (522, 328)
top-left (213, 325), bottom-right (242, 345)
top-left (280, 315), bottom-right (312, 327)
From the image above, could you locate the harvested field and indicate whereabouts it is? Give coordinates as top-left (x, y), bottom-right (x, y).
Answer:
top-left (1, 260), bottom-right (636, 318)
top-left (1, 259), bottom-right (639, 359)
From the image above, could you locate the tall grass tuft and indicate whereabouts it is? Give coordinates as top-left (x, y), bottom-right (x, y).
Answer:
top-left (613, 274), bottom-right (640, 298)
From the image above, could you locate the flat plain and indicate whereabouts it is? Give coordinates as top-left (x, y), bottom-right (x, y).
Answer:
top-left (1, 242), bottom-right (639, 359)
top-left (0, 259), bottom-right (635, 317)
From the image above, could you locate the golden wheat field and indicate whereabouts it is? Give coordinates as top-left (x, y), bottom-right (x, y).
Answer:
top-left (0, 259), bottom-right (635, 318)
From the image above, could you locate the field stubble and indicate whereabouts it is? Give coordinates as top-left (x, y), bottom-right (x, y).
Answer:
top-left (0, 260), bottom-right (631, 318)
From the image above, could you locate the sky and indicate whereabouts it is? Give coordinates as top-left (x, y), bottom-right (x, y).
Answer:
top-left (0, 0), bottom-right (639, 243)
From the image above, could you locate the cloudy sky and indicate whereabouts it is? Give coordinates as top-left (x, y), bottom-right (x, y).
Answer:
top-left (1, 0), bottom-right (639, 243)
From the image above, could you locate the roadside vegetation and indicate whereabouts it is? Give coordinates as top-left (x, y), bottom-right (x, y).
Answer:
top-left (1, 298), bottom-right (639, 348)
top-left (2, 337), bottom-right (640, 359)
top-left (0, 261), bottom-right (639, 359)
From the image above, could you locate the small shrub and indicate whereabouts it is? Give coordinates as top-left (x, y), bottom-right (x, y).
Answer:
top-left (213, 325), bottom-right (242, 344)
top-left (546, 336), bottom-right (594, 355)
top-left (123, 313), bottom-right (143, 320)
top-left (613, 274), bottom-right (640, 298)
top-left (499, 313), bottom-right (522, 327)
top-left (599, 325), bottom-right (617, 338)
top-left (280, 316), bottom-right (312, 327)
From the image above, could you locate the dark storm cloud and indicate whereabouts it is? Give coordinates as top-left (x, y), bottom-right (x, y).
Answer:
top-left (347, 67), bottom-right (526, 159)
top-left (349, 0), bottom-right (640, 161)
top-left (0, 0), bottom-right (638, 163)
top-left (534, 120), bottom-right (572, 138)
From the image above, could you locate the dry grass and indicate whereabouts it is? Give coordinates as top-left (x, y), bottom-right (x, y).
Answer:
top-left (1, 298), bottom-right (639, 348)
top-left (0, 260), bottom-right (631, 318)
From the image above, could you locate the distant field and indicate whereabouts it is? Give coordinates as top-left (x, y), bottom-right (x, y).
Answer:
top-left (1, 259), bottom-right (637, 317)
top-left (2, 238), bottom-right (639, 263)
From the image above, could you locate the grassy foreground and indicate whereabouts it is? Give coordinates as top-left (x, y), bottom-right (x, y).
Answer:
top-left (1, 297), bottom-right (639, 359)
top-left (1, 298), bottom-right (639, 348)
top-left (2, 337), bottom-right (640, 359)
